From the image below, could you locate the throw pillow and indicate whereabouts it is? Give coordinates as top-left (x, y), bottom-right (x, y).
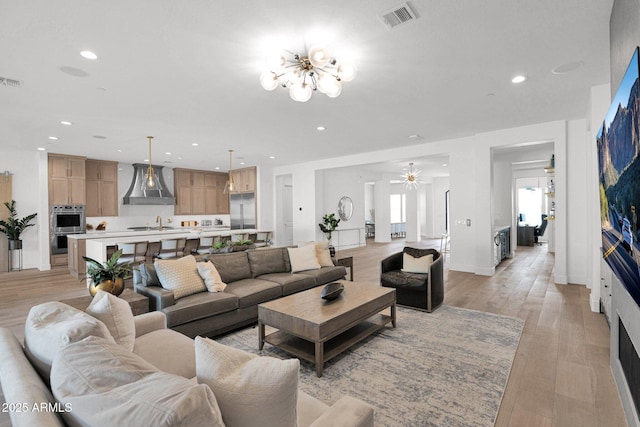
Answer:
top-left (154, 255), bottom-right (206, 299)
top-left (402, 253), bottom-right (434, 274)
top-left (195, 336), bottom-right (299, 427)
top-left (197, 261), bottom-right (227, 292)
top-left (86, 290), bottom-right (136, 351)
top-left (298, 241), bottom-right (333, 267)
top-left (24, 301), bottom-right (115, 380)
top-left (51, 336), bottom-right (224, 427)
top-left (287, 245), bottom-right (321, 273)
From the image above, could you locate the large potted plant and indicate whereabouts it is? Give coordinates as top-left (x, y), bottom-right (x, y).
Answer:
top-left (83, 249), bottom-right (132, 297)
top-left (0, 200), bottom-right (38, 250)
top-left (318, 213), bottom-right (340, 256)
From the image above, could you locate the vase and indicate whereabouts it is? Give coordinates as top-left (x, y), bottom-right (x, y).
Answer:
top-left (89, 278), bottom-right (125, 297)
top-left (8, 240), bottom-right (22, 250)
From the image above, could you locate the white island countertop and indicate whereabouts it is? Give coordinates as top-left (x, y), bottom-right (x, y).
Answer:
top-left (83, 228), bottom-right (269, 263)
top-left (68, 226), bottom-right (231, 240)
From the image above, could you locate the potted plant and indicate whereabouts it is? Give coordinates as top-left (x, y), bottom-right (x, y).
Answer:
top-left (230, 239), bottom-right (256, 252)
top-left (82, 249), bottom-right (132, 297)
top-left (0, 200), bottom-right (38, 250)
top-left (209, 241), bottom-right (231, 254)
top-left (318, 213), bottom-right (340, 256)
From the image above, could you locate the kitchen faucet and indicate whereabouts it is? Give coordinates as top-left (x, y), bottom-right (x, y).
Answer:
top-left (156, 216), bottom-right (163, 231)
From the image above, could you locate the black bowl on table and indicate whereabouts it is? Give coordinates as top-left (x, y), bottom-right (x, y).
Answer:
top-left (321, 282), bottom-right (344, 300)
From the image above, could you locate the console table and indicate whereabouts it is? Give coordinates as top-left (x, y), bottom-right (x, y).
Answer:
top-left (59, 289), bottom-right (149, 315)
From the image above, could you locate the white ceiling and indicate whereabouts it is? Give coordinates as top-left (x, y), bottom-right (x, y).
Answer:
top-left (0, 0), bottom-right (612, 175)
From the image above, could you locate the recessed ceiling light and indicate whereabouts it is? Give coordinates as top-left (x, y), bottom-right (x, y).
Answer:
top-left (269, 156), bottom-right (276, 159)
top-left (441, 163), bottom-right (448, 167)
top-left (317, 126), bottom-right (326, 131)
top-left (144, 159), bottom-right (149, 162)
top-left (60, 121), bottom-right (73, 126)
top-left (37, 147), bottom-right (46, 151)
top-left (192, 143), bottom-right (199, 146)
top-left (48, 136), bottom-right (58, 140)
top-left (80, 50), bottom-right (98, 60)
top-left (511, 75), bottom-right (527, 84)
top-left (93, 135), bottom-right (107, 139)
top-left (165, 152), bottom-right (172, 155)
top-left (215, 167), bottom-right (220, 170)
top-left (117, 149), bottom-right (122, 152)
top-left (408, 134), bottom-right (422, 139)
top-left (240, 162), bottom-right (246, 165)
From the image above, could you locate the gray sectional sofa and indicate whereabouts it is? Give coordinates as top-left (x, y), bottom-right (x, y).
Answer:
top-left (133, 247), bottom-right (347, 338)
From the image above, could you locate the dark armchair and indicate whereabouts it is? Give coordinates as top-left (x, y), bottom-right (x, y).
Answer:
top-left (534, 214), bottom-right (548, 244)
top-left (380, 248), bottom-right (444, 312)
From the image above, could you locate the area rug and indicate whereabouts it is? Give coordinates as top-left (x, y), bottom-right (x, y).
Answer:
top-left (216, 305), bottom-right (524, 427)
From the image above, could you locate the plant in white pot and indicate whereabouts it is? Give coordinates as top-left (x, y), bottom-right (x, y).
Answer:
top-left (0, 200), bottom-right (38, 250)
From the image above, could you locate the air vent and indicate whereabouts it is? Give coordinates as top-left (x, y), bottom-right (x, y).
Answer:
top-left (0, 77), bottom-right (22, 87)
top-left (379, 2), bottom-right (419, 29)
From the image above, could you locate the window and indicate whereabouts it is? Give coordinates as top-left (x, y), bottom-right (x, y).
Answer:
top-left (390, 194), bottom-right (406, 223)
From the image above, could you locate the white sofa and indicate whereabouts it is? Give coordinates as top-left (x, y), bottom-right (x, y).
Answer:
top-left (0, 300), bottom-right (374, 427)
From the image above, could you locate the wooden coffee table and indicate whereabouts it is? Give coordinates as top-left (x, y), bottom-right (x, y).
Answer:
top-left (258, 280), bottom-right (396, 377)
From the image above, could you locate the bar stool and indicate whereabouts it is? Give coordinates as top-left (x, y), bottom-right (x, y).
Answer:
top-left (439, 233), bottom-right (450, 262)
top-left (156, 238), bottom-right (186, 259)
top-left (116, 241), bottom-right (148, 265)
top-left (196, 236), bottom-right (214, 254)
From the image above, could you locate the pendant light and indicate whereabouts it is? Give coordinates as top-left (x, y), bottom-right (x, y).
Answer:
top-left (224, 149), bottom-right (235, 194)
top-left (142, 136), bottom-right (162, 191)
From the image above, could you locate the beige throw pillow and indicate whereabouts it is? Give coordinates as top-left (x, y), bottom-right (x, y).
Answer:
top-left (402, 253), bottom-right (434, 274)
top-left (86, 290), bottom-right (136, 351)
top-left (24, 302), bottom-right (115, 379)
top-left (51, 336), bottom-right (225, 427)
top-left (154, 255), bottom-right (206, 299)
top-left (197, 261), bottom-right (227, 292)
top-left (298, 241), bottom-right (334, 267)
top-left (195, 336), bottom-right (299, 427)
top-left (287, 245), bottom-right (321, 273)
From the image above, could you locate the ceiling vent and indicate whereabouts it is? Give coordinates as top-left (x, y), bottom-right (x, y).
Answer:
top-left (0, 77), bottom-right (22, 88)
top-left (379, 2), bottom-right (419, 29)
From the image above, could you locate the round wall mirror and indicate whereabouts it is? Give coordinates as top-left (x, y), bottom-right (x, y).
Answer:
top-left (338, 196), bottom-right (353, 221)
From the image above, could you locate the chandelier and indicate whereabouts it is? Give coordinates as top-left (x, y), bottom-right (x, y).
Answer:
top-left (223, 149), bottom-right (235, 194)
top-left (142, 136), bottom-right (162, 191)
top-left (402, 162), bottom-right (421, 190)
top-left (259, 46), bottom-right (357, 102)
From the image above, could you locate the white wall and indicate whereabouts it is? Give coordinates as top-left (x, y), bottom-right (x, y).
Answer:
top-left (0, 151), bottom-right (47, 270)
top-left (433, 177), bottom-right (449, 237)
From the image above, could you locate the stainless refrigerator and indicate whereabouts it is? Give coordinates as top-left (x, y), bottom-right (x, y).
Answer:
top-left (230, 192), bottom-right (256, 230)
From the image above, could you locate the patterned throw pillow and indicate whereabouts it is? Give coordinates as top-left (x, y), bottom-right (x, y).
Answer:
top-left (154, 255), bottom-right (206, 299)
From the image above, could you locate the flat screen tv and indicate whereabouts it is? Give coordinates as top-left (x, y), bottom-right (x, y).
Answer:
top-left (597, 47), bottom-right (640, 306)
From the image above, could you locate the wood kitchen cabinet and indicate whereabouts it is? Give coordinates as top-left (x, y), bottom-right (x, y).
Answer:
top-left (230, 167), bottom-right (256, 193)
top-left (86, 160), bottom-right (118, 217)
top-left (48, 154), bottom-right (86, 205)
top-left (174, 169), bottom-right (228, 215)
top-left (68, 237), bottom-right (86, 279)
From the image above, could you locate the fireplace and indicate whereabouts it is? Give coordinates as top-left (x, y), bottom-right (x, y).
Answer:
top-left (619, 318), bottom-right (640, 417)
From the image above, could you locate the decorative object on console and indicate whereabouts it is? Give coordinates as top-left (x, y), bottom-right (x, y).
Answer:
top-left (319, 213), bottom-right (340, 257)
top-left (223, 149), bottom-right (236, 193)
top-left (83, 249), bottom-right (132, 297)
top-left (401, 162), bottom-right (421, 190)
top-left (0, 199), bottom-right (37, 250)
top-left (321, 282), bottom-right (344, 300)
top-left (259, 44), bottom-right (357, 102)
top-left (337, 196), bottom-right (353, 221)
top-left (142, 136), bottom-right (162, 191)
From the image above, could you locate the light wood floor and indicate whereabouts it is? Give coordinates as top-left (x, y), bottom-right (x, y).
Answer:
top-left (0, 239), bottom-right (627, 427)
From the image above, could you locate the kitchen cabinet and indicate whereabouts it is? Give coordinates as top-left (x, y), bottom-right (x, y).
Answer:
top-left (230, 167), bottom-right (256, 193)
top-left (174, 169), bottom-right (229, 215)
top-left (50, 254), bottom-right (68, 268)
top-left (48, 154), bottom-right (86, 205)
top-left (68, 237), bottom-right (86, 279)
top-left (86, 160), bottom-right (118, 217)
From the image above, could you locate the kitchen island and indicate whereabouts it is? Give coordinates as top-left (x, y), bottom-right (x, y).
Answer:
top-left (67, 228), bottom-right (269, 279)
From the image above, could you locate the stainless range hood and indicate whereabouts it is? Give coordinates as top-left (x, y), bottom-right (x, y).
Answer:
top-left (122, 163), bottom-right (175, 205)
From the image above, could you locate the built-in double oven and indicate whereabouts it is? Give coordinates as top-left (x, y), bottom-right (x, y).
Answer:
top-left (50, 205), bottom-right (86, 254)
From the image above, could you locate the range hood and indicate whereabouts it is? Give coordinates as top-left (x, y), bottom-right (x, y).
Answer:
top-left (122, 163), bottom-right (175, 205)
